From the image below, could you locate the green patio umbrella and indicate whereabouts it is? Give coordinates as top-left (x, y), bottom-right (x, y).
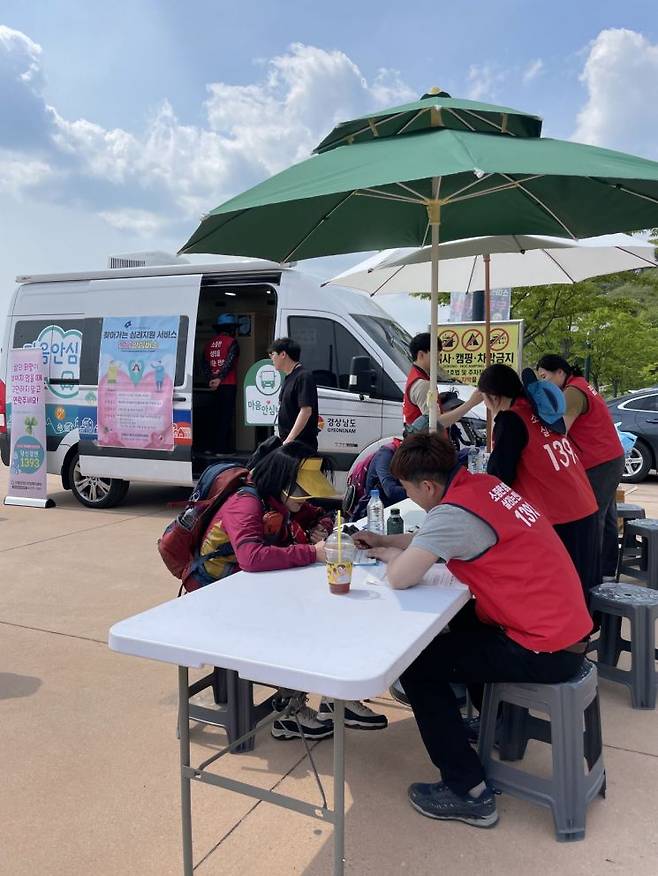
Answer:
top-left (180, 98), bottom-right (658, 431)
top-left (314, 86), bottom-right (543, 152)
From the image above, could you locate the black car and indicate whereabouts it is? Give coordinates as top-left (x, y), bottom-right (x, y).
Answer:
top-left (607, 388), bottom-right (658, 482)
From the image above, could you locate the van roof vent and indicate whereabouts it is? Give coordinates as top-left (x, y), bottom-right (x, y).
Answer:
top-left (107, 251), bottom-right (189, 269)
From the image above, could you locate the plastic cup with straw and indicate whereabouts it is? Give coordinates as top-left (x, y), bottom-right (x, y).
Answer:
top-left (326, 509), bottom-right (354, 594)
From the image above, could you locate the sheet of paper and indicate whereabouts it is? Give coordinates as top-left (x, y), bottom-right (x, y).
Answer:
top-left (365, 563), bottom-right (461, 589)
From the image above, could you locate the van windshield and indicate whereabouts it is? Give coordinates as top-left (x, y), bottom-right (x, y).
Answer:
top-left (351, 314), bottom-right (463, 384)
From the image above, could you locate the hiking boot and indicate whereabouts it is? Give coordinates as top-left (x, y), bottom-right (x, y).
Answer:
top-left (271, 700), bottom-right (334, 740)
top-left (408, 781), bottom-right (498, 828)
top-left (317, 698), bottom-right (388, 729)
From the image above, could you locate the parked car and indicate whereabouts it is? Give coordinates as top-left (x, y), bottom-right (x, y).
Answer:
top-left (607, 387), bottom-right (658, 482)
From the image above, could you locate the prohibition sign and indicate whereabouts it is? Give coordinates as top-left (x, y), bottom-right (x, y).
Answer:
top-left (439, 329), bottom-right (458, 350)
top-left (489, 328), bottom-right (509, 351)
top-left (463, 328), bottom-right (484, 351)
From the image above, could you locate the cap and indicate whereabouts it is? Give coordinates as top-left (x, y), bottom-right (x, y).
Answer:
top-left (522, 367), bottom-right (567, 435)
top-left (282, 458), bottom-right (342, 500)
top-left (216, 313), bottom-right (238, 327)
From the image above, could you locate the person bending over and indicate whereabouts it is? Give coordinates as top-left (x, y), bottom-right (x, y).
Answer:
top-left (354, 432), bottom-right (592, 829)
top-left (200, 442), bottom-right (387, 738)
top-left (478, 364), bottom-right (599, 599)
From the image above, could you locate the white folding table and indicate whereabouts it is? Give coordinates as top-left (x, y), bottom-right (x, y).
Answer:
top-left (109, 559), bottom-right (469, 875)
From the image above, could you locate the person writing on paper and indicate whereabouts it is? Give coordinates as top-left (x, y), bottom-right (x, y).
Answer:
top-left (477, 364), bottom-right (599, 599)
top-left (199, 441), bottom-right (387, 739)
top-left (354, 432), bottom-right (592, 830)
top-left (404, 332), bottom-right (483, 432)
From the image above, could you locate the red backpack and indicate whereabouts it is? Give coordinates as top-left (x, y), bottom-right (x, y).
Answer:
top-left (158, 463), bottom-right (255, 593)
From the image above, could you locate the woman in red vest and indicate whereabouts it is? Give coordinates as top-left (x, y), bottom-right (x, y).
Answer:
top-left (354, 432), bottom-right (592, 829)
top-left (536, 355), bottom-right (625, 582)
top-left (477, 364), bottom-right (599, 598)
top-left (404, 332), bottom-right (482, 430)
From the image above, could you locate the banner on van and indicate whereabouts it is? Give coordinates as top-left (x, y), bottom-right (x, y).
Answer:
top-left (4, 348), bottom-right (54, 509)
top-left (243, 358), bottom-right (282, 425)
top-left (97, 316), bottom-right (178, 450)
top-left (437, 319), bottom-right (524, 386)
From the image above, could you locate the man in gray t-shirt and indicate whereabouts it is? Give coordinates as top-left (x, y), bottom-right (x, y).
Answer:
top-left (412, 504), bottom-right (496, 563)
top-left (354, 431), bottom-right (586, 832)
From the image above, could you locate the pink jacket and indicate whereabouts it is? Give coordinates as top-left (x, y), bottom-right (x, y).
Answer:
top-left (206, 489), bottom-right (318, 573)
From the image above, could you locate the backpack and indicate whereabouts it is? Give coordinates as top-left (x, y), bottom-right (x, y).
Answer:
top-left (342, 450), bottom-right (377, 520)
top-left (157, 462), bottom-right (256, 593)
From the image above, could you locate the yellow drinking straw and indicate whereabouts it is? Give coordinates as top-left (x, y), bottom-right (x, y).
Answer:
top-left (337, 510), bottom-right (342, 562)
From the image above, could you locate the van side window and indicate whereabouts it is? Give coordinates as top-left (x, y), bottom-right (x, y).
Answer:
top-left (79, 316), bottom-right (189, 386)
top-left (13, 319), bottom-right (84, 388)
top-left (287, 316), bottom-right (402, 402)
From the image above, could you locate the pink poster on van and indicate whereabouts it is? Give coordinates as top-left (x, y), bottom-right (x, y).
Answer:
top-left (97, 316), bottom-right (178, 450)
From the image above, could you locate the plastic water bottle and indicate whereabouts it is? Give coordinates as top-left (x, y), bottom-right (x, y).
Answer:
top-left (467, 445), bottom-right (479, 474)
top-left (366, 489), bottom-right (385, 535)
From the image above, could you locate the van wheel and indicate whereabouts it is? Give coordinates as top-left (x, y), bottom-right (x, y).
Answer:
top-left (68, 453), bottom-right (130, 508)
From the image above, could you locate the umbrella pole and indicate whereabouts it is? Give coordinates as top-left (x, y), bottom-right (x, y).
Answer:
top-left (428, 198), bottom-right (441, 433)
top-left (484, 252), bottom-right (492, 450)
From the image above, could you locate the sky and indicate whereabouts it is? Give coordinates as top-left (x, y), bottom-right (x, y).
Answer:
top-left (1, 1), bottom-right (657, 334)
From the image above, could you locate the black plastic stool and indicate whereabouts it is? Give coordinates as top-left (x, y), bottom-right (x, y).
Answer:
top-left (188, 668), bottom-right (276, 752)
top-left (589, 583), bottom-right (658, 709)
top-left (617, 519), bottom-right (658, 588)
top-left (614, 504), bottom-right (646, 581)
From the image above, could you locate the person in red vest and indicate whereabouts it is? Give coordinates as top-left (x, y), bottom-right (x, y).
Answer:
top-left (203, 314), bottom-right (240, 452)
top-left (477, 364), bottom-right (599, 598)
top-left (404, 332), bottom-right (482, 432)
top-left (536, 355), bottom-right (625, 583)
top-left (354, 432), bottom-right (592, 830)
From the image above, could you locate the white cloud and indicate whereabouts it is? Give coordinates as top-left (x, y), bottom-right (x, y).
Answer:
top-left (0, 149), bottom-right (53, 195)
top-left (466, 64), bottom-right (506, 101)
top-left (0, 31), bottom-right (415, 233)
top-left (522, 59), bottom-right (544, 83)
top-left (573, 29), bottom-right (658, 158)
top-left (97, 208), bottom-right (166, 236)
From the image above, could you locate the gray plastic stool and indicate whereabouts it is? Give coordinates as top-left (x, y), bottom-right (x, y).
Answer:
top-left (188, 668), bottom-right (276, 753)
top-left (478, 661), bottom-right (605, 841)
top-left (618, 519), bottom-right (658, 588)
top-left (615, 504), bottom-right (646, 580)
top-left (589, 583), bottom-right (658, 709)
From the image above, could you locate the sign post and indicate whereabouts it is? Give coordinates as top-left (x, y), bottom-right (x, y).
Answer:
top-left (243, 359), bottom-right (281, 425)
top-left (4, 348), bottom-right (55, 508)
top-left (437, 319), bottom-right (524, 385)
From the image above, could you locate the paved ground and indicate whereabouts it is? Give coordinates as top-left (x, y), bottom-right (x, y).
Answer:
top-left (2, 468), bottom-right (658, 875)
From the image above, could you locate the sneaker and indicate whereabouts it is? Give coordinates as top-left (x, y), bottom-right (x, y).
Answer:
top-left (602, 575), bottom-right (617, 583)
top-left (317, 698), bottom-right (388, 730)
top-left (271, 701), bottom-right (334, 740)
top-left (408, 781), bottom-right (498, 828)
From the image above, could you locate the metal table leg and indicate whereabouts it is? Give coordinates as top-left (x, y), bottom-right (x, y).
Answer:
top-left (333, 699), bottom-right (345, 876)
top-left (178, 666), bottom-right (193, 876)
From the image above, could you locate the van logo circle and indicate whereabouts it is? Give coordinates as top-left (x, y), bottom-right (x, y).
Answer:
top-left (255, 364), bottom-right (282, 396)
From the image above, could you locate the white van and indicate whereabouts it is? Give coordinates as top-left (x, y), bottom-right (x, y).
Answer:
top-left (0, 260), bottom-right (482, 508)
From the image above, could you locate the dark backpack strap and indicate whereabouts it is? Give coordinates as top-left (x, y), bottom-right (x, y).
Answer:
top-left (192, 485), bottom-right (262, 573)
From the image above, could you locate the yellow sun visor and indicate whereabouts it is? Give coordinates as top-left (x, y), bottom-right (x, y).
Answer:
top-left (283, 458), bottom-right (342, 500)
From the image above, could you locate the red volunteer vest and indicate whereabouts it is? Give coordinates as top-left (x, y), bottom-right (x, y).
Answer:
top-left (403, 365), bottom-right (442, 425)
top-left (565, 376), bottom-right (623, 470)
top-left (444, 467), bottom-right (592, 652)
top-left (204, 334), bottom-right (238, 385)
top-left (507, 397), bottom-right (597, 525)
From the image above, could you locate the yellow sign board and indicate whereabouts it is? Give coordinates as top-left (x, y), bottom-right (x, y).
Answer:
top-left (438, 320), bottom-right (523, 386)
